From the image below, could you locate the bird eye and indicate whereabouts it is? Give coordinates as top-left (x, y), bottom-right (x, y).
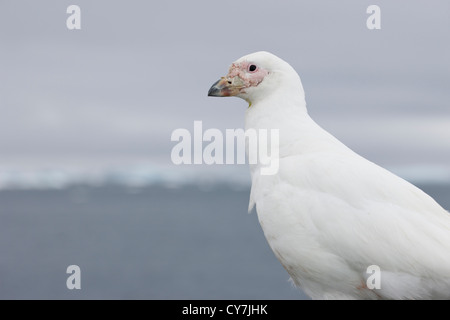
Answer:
top-left (248, 64), bottom-right (257, 72)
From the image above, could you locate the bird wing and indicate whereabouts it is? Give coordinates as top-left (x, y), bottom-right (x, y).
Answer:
top-left (264, 151), bottom-right (450, 298)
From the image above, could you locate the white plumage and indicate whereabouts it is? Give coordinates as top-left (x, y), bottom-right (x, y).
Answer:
top-left (208, 51), bottom-right (450, 299)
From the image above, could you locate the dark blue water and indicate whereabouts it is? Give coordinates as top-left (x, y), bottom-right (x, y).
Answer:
top-left (0, 183), bottom-right (448, 299)
top-left (0, 184), bottom-right (306, 299)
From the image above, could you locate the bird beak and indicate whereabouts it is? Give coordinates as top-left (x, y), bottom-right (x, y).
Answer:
top-left (208, 77), bottom-right (244, 97)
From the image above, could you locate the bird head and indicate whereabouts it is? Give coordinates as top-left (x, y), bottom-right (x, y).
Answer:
top-left (208, 51), bottom-right (304, 106)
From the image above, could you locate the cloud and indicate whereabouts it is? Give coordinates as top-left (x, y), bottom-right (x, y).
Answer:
top-left (0, 0), bottom-right (448, 171)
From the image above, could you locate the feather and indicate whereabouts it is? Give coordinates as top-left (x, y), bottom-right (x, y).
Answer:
top-left (209, 51), bottom-right (450, 299)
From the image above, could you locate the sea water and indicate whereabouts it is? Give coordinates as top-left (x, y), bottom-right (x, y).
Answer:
top-left (0, 183), bottom-right (448, 299)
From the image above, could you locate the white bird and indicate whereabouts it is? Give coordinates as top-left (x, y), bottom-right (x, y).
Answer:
top-left (208, 51), bottom-right (450, 299)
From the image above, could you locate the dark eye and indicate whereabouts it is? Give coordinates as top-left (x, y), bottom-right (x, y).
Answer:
top-left (248, 64), bottom-right (257, 72)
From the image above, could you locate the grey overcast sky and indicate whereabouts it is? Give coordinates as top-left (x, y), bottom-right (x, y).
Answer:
top-left (0, 1), bottom-right (449, 176)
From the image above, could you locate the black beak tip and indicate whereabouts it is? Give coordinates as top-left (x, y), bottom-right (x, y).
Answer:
top-left (207, 79), bottom-right (221, 97)
top-left (208, 87), bottom-right (219, 97)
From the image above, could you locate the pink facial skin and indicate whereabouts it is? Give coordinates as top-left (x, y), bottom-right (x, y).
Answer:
top-left (226, 61), bottom-right (269, 92)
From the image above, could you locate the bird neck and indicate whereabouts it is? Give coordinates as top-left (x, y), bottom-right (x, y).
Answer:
top-left (244, 92), bottom-right (309, 136)
top-left (244, 95), bottom-right (350, 162)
